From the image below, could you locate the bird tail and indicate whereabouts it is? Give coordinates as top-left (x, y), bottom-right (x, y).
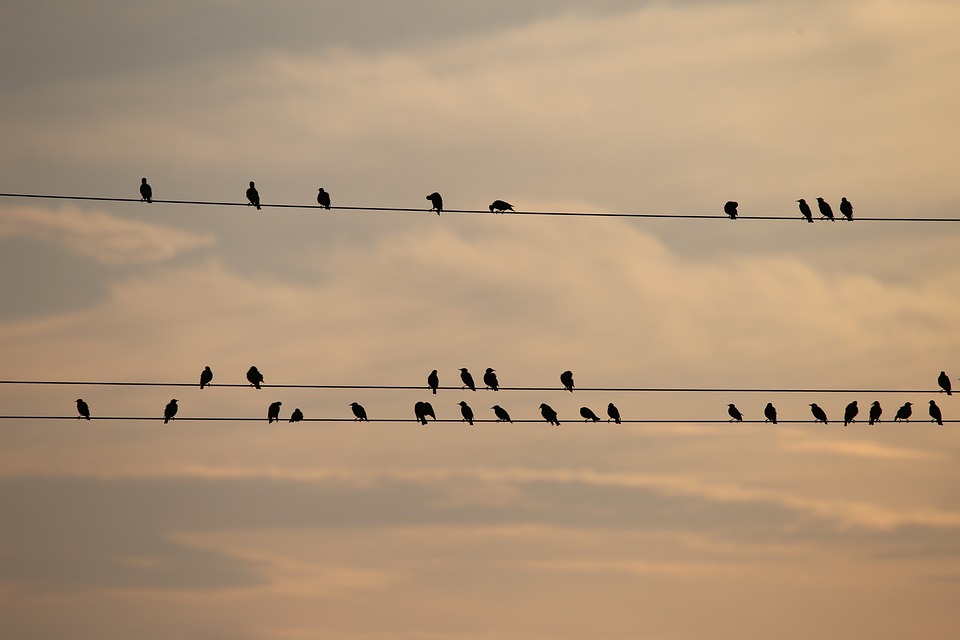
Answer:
top-left (164, 417), bottom-right (169, 424)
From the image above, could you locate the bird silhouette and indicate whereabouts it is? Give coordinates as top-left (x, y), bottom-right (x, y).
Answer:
top-left (797, 199), bottom-right (813, 223)
top-left (869, 401), bottom-right (882, 425)
top-left (247, 181), bottom-right (261, 210)
top-left (317, 187), bottom-right (331, 210)
top-left (938, 371), bottom-right (952, 395)
top-left (139, 178), bottom-right (153, 203)
top-left (816, 197), bottom-right (834, 221)
top-left (929, 400), bottom-right (944, 426)
top-left (483, 368), bottom-right (499, 391)
top-left (560, 370), bottom-right (574, 392)
top-left (579, 406), bottom-right (601, 422)
top-left (289, 408), bottom-right (304, 423)
top-left (540, 403), bottom-right (560, 426)
top-left (810, 403), bottom-right (829, 424)
top-left (460, 368), bottom-right (476, 391)
top-left (843, 401), bottom-right (858, 426)
top-left (724, 201), bottom-right (738, 219)
top-left (727, 403), bottom-right (743, 422)
top-left (894, 402), bottom-right (913, 422)
top-left (427, 370), bottom-right (439, 394)
top-left (199, 366), bottom-right (213, 390)
top-left (163, 399), bottom-right (178, 424)
top-left (246, 366), bottom-right (264, 389)
top-left (840, 197), bottom-right (853, 221)
top-left (459, 401), bottom-right (475, 425)
top-left (268, 401), bottom-right (282, 423)
top-left (350, 402), bottom-right (368, 421)
top-left (607, 402), bottom-right (621, 424)
top-left (414, 401), bottom-right (436, 425)
top-left (492, 404), bottom-right (512, 423)
top-left (421, 401), bottom-right (437, 424)
top-left (489, 200), bottom-right (514, 213)
top-left (76, 398), bottom-right (91, 420)
top-left (764, 402), bottom-right (778, 424)
top-left (426, 192), bottom-right (443, 215)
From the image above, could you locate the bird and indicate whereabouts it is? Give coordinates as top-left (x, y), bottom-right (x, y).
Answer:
top-left (289, 408), bottom-right (304, 423)
top-left (268, 401), bottom-right (282, 423)
top-left (727, 403), bottom-right (743, 422)
top-left (350, 402), bottom-right (368, 421)
top-left (607, 402), bottom-right (622, 424)
top-left (840, 197), bottom-right (853, 221)
top-left (724, 201), bottom-right (738, 219)
top-left (460, 368), bottom-right (476, 391)
top-left (414, 401), bottom-right (436, 425)
top-left (492, 405), bottom-right (512, 423)
top-left (426, 192), bottom-right (443, 215)
top-left (139, 178), bottom-right (152, 203)
top-left (427, 370), bottom-right (439, 394)
top-left (764, 402), bottom-right (778, 424)
top-left (483, 368), bottom-right (499, 391)
top-left (199, 366), bottom-right (213, 389)
top-left (540, 403), bottom-right (560, 426)
top-left (246, 366), bottom-right (264, 389)
top-left (163, 399), bottom-right (178, 424)
top-left (810, 403), bottom-right (829, 424)
top-left (459, 401), bottom-right (475, 425)
top-left (246, 181), bottom-right (261, 210)
top-left (579, 406), bottom-right (601, 422)
top-left (560, 370), bottom-right (575, 392)
top-left (797, 199), bottom-right (813, 223)
top-left (869, 401), bottom-right (883, 425)
top-left (76, 398), bottom-right (91, 420)
top-left (317, 187), bottom-right (331, 209)
top-left (929, 400), bottom-right (944, 426)
top-left (894, 402), bottom-right (913, 422)
top-left (938, 371), bottom-right (952, 395)
top-left (489, 200), bottom-right (514, 213)
top-left (843, 401), bottom-right (858, 426)
top-left (816, 197), bottom-right (834, 221)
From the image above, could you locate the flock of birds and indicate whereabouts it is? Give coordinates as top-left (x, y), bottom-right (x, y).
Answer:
top-left (724, 197), bottom-right (854, 221)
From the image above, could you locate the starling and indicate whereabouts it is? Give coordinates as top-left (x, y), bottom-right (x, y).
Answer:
top-left (246, 366), bottom-right (264, 389)
top-left (607, 402), bottom-right (622, 424)
top-left (492, 405), bottom-right (512, 423)
top-left (894, 402), bottom-right (913, 422)
top-left (560, 370), bottom-right (574, 392)
top-left (839, 197), bottom-right (853, 221)
top-left (540, 403), bottom-right (560, 426)
top-left (350, 402), bottom-right (368, 421)
top-left (76, 398), bottom-right (91, 420)
top-left (421, 401), bottom-right (437, 423)
top-left (810, 403), bottom-right (829, 424)
top-left (764, 402), bottom-right (778, 424)
top-left (843, 400), bottom-right (858, 426)
top-left (929, 400), bottom-right (944, 426)
top-left (426, 192), bottom-right (443, 215)
top-left (816, 197), bottom-right (834, 221)
top-left (483, 368), bottom-right (499, 391)
top-left (459, 400), bottom-right (475, 425)
top-left (724, 201), bottom-right (738, 219)
top-left (460, 368), bottom-right (476, 391)
top-left (199, 366), bottom-right (213, 390)
top-left (727, 403), bottom-right (743, 422)
top-left (289, 408), bottom-right (304, 423)
top-left (139, 178), bottom-right (153, 203)
top-left (268, 401), bottom-right (282, 423)
top-left (317, 187), bottom-right (331, 209)
top-left (246, 181), bottom-right (261, 210)
top-left (938, 371), bottom-right (952, 395)
top-left (414, 401), bottom-right (436, 425)
top-left (427, 370), bottom-right (439, 394)
top-left (797, 199), bottom-right (813, 223)
top-left (579, 406), bottom-right (601, 422)
top-left (163, 399), bottom-right (178, 424)
top-left (489, 200), bottom-right (514, 213)
top-left (868, 401), bottom-right (882, 425)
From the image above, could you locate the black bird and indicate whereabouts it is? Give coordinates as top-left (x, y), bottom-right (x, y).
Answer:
top-left (816, 197), bottom-right (834, 221)
top-left (929, 400), bottom-right (944, 426)
top-left (427, 370), bottom-right (439, 394)
top-left (894, 402), bottom-right (913, 422)
top-left (764, 402), bottom-right (778, 424)
top-left (163, 399), bottom-right (178, 424)
top-left (350, 402), bottom-right (368, 421)
top-left (419, 401), bottom-right (437, 425)
top-left (727, 403), bottom-right (743, 422)
top-left (317, 187), bottom-right (331, 209)
top-left (139, 178), bottom-right (153, 203)
top-left (289, 408), bottom-right (304, 423)
top-left (76, 398), bottom-right (91, 420)
top-left (426, 192), bottom-right (443, 215)
top-left (843, 401), bottom-right (858, 426)
top-left (840, 197), bottom-right (853, 221)
top-left (540, 403), bottom-right (560, 426)
top-left (797, 199), bottom-right (813, 223)
top-left (579, 406), bottom-right (601, 422)
top-left (492, 405), bottom-right (512, 423)
top-left (869, 401), bottom-right (882, 425)
top-left (459, 401), bottom-right (475, 425)
top-left (246, 366), bottom-right (264, 389)
top-left (560, 370), bottom-right (574, 392)
top-left (246, 181), bottom-right (261, 210)
top-left (460, 368), bottom-right (476, 391)
top-left (199, 366), bottom-right (213, 390)
top-left (483, 368), bottom-right (499, 391)
top-left (268, 401), bottom-right (282, 423)
top-left (724, 201), bottom-right (738, 219)
top-left (938, 371), bottom-right (952, 395)
top-left (607, 402), bottom-right (622, 424)
top-left (810, 403), bottom-right (829, 424)
top-left (489, 200), bottom-right (514, 213)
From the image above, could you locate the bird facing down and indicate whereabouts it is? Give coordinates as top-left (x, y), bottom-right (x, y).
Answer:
top-left (489, 200), bottom-right (514, 213)
top-left (268, 401), bottom-right (282, 423)
top-left (560, 370), bottom-right (575, 392)
top-left (797, 199), bottom-right (813, 223)
top-left (727, 403), bottom-right (743, 422)
top-left (840, 197), bottom-right (853, 221)
top-left (816, 197), bottom-right (834, 221)
top-left (540, 403), bottom-right (560, 426)
top-left (200, 366), bottom-right (213, 390)
top-left (76, 398), bottom-right (91, 420)
top-left (317, 187), bottom-right (331, 209)
top-left (246, 181), bottom-right (261, 210)
top-left (810, 403), bottom-right (829, 424)
top-left (580, 406), bottom-right (601, 422)
top-left (163, 399), bottom-right (178, 424)
top-left (492, 405), bottom-right (512, 423)
top-left (938, 371), bottom-right (952, 395)
top-left (420, 401), bottom-right (437, 425)
top-left (483, 368), bottom-right (499, 391)
top-left (607, 402), bottom-right (621, 424)
top-left (460, 368), bottom-right (476, 391)
top-left (139, 178), bottom-right (152, 203)
top-left (426, 192), bottom-right (443, 215)
top-left (894, 402), bottom-right (913, 422)
top-left (843, 401), bottom-right (858, 426)
top-left (246, 366), bottom-right (264, 389)
top-left (289, 408), bottom-right (304, 423)
top-left (459, 401), bottom-right (475, 425)
top-left (350, 402), bottom-right (368, 421)
top-left (427, 370), bottom-right (439, 394)
top-left (724, 201), bottom-right (738, 219)
top-left (869, 401), bottom-right (882, 425)
top-left (929, 400), bottom-right (944, 426)
top-left (764, 402), bottom-right (778, 424)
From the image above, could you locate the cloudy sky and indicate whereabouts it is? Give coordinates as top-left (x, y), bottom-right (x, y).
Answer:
top-left (2, 1), bottom-right (960, 638)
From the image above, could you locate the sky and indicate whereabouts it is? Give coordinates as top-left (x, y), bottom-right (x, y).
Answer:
top-left (2, 1), bottom-right (960, 638)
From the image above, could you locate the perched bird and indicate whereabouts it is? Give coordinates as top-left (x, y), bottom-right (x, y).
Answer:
top-left (560, 370), bottom-right (575, 392)
top-left (929, 400), bottom-right (944, 426)
top-left (246, 181), bottom-right (261, 210)
top-left (843, 401), bottom-right (858, 426)
top-left (289, 408), bottom-right (304, 423)
top-left (459, 401), bottom-right (475, 425)
top-left (460, 368), bottom-right (476, 391)
top-left (869, 401), bottom-right (883, 425)
top-left (199, 366), bottom-right (213, 390)
top-left (419, 401), bottom-right (437, 425)
top-left (483, 368), bottom-right (499, 391)
top-left (724, 201), bottom-right (738, 219)
top-left (426, 192), bottom-right (443, 215)
top-left (894, 402), bottom-right (913, 422)
top-left (797, 199), bottom-right (813, 223)
top-left (350, 402), bottom-right (368, 421)
top-left (492, 404), bottom-right (512, 423)
top-left (580, 406), bottom-right (601, 422)
top-left (764, 402), bottom-right (778, 424)
top-left (139, 178), bottom-right (153, 203)
top-left (246, 366), bottom-right (264, 389)
top-left (607, 402), bottom-right (622, 424)
top-left (540, 403), bottom-right (560, 426)
top-left (427, 370), bottom-right (439, 394)
top-left (810, 403), bottom-right (829, 424)
top-left (840, 197), bottom-right (854, 221)
top-left (317, 187), bottom-right (331, 209)
top-left (268, 401), bottom-right (282, 423)
top-left (163, 399), bottom-right (178, 424)
top-left (816, 197), bottom-right (834, 221)
top-left (938, 371), bottom-right (952, 395)
top-left (76, 398), bottom-right (91, 420)
top-left (489, 200), bottom-right (514, 213)
top-left (727, 403), bottom-right (743, 422)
